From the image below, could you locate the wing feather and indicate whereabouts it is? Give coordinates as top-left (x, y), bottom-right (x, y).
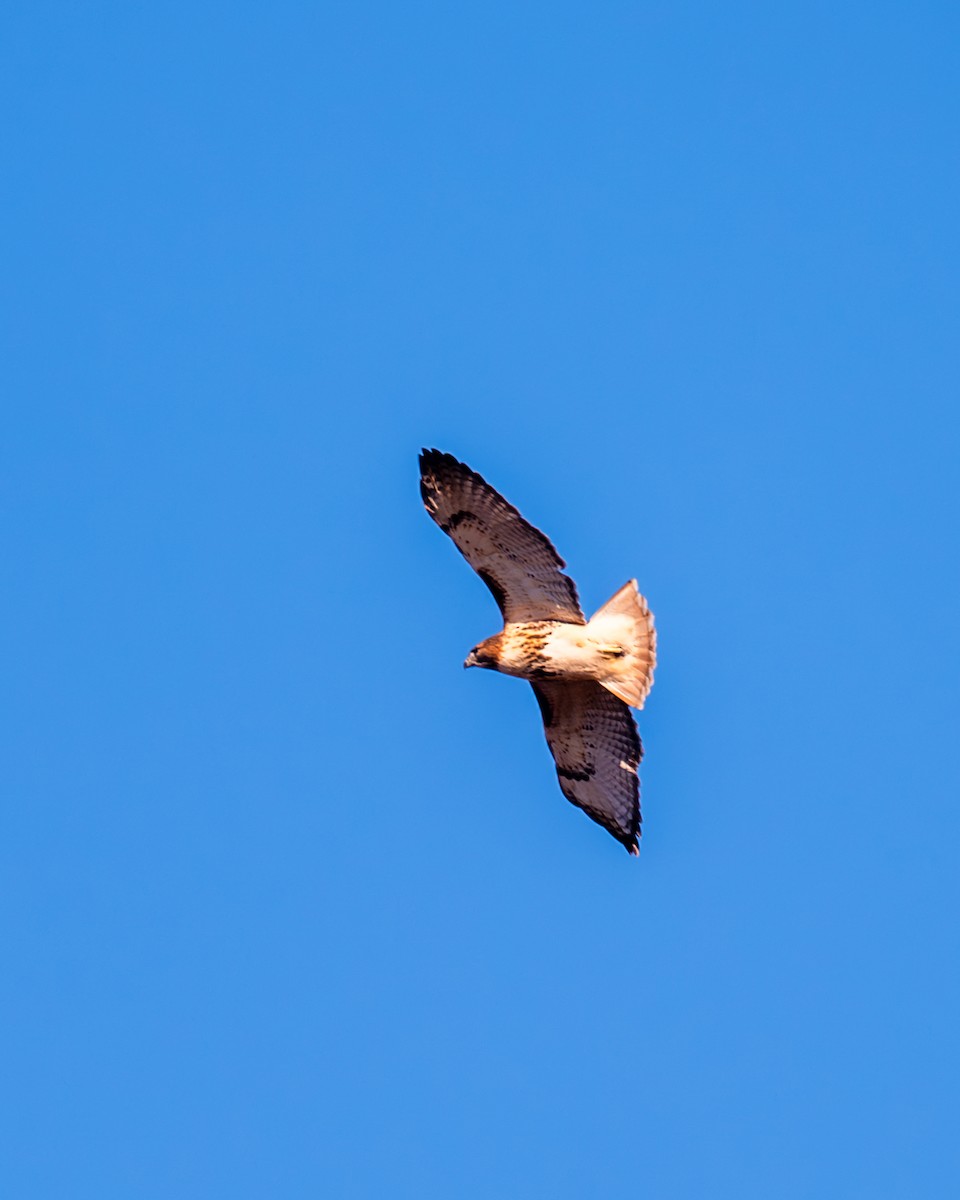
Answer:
top-left (531, 680), bottom-right (642, 854)
top-left (419, 449), bottom-right (585, 624)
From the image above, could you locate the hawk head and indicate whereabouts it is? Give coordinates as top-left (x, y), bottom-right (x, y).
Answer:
top-left (464, 634), bottom-right (502, 670)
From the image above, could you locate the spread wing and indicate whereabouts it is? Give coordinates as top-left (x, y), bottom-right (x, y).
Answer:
top-left (531, 680), bottom-right (643, 854)
top-left (419, 449), bottom-right (585, 625)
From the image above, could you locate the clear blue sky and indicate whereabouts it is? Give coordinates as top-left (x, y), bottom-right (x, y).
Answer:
top-left (3, 3), bottom-right (959, 1196)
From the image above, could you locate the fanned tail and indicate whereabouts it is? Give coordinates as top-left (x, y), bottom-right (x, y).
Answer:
top-left (589, 580), bottom-right (656, 709)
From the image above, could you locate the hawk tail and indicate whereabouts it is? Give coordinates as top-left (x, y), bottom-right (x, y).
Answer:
top-left (589, 580), bottom-right (657, 709)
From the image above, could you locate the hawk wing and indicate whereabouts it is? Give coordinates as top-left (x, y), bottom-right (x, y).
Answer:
top-left (419, 449), bottom-right (585, 625)
top-left (531, 680), bottom-right (643, 854)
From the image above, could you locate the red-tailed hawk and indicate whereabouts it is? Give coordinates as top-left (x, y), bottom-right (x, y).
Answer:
top-left (419, 449), bottom-right (656, 855)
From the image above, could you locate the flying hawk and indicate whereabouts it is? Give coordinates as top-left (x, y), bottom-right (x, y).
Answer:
top-left (419, 449), bottom-right (656, 854)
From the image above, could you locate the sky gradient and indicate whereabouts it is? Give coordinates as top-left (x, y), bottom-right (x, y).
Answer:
top-left (3, 3), bottom-right (960, 1196)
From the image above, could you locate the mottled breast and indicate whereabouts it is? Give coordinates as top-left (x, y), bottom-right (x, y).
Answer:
top-left (497, 621), bottom-right (566, 680)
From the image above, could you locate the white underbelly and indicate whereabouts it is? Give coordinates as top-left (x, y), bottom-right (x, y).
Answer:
top-left (544, 618), bottom-right (633, 675)
top-left (498, 617), bottom-right (633, 681)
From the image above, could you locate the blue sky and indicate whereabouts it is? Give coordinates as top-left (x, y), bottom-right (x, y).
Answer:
top-left (3, 2), bottom-right (959, 1196)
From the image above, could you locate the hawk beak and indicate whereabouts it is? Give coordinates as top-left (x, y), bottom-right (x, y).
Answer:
top-left (463, 652), bottom-right (476, 669)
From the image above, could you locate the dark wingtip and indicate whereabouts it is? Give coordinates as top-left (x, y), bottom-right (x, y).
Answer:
top-left (419, 448), bottom-right (468, 472)
top-left (420, 448), bottom-right (483, 514)
top-left (419, 448), bottom-right (441, 503)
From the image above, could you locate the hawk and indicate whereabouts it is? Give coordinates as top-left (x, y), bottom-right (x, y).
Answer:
top-left (419, 449), bottom-right (656, 854)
